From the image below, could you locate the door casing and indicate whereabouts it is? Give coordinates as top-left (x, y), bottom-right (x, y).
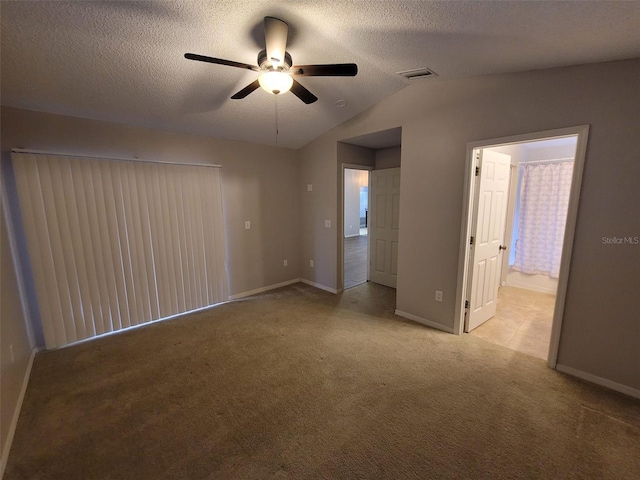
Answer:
top-left (340, 163), bottom-right (373, 292)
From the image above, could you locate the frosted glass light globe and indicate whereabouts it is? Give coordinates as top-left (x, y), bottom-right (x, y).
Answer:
top-left (258, 71), bottom-right (293, 95)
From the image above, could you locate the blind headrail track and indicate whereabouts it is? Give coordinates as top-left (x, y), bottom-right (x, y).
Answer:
top-left (11, 148), bottom-right (221, 169)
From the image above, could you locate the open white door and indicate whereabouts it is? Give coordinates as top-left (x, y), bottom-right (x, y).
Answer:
top-left (369, 168), bottom-right (400, 288)
top-left (465, 150), bottom-right (511, 332)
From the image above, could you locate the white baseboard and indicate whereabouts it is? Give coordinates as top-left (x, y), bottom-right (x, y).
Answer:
top-left (555, 363), bottom-right (640, 400)
top-left (506, 280), bottom-right (557, 295)
top-left (345, 233), bottom-right (360, 238)
top-left (395, 310), bottom-right (454, 333)
top-left (56, 300), bottom-right (232, 351)
top-left (300, 278), bottom-right (340, 294)
top-left (505, 270), bottom-right (558, 294)
top-left (1, 347), bottom-right (38, 478)
top-left (229, 278), bottom-right (301, 300)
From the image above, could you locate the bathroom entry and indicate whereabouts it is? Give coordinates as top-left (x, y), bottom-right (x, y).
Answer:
top-left (344, 168), bottom-right (370, 289)
top-left (464, 135), bottom-right (579, 360)
top-left (502, 137), bottom-right (577, 295)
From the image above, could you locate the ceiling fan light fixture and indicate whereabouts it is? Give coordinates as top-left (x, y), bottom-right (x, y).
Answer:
top-left (185, 16), bottom-right (356, 104)
top-left (258, 71), bottom-right (293, 95)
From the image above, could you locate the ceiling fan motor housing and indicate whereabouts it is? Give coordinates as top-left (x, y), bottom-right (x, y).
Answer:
top-left (258, 50), bottom-right (292, 71)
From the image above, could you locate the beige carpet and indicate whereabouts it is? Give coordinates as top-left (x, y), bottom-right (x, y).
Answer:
top-left (6, 282), bottom-right (640, 479)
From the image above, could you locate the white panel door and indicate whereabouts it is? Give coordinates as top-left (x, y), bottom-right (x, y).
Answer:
top-left (465, 150), bottom-right (511, 332)
top-left (370, 168), bottom-right (400, 288)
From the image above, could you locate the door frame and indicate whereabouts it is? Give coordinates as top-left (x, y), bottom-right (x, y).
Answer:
top-left (339, 163), bottom-right (373, 292)
top-left (454, 125), bottom-right (590, 368)
top-left (500, 164), bottom-right (519, 286)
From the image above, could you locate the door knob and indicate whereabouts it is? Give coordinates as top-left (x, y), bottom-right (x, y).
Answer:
top-left (499, 245), bottom-right (507, 251)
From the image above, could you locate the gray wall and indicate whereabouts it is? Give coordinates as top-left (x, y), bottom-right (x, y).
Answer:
top-left (375, 146), bottom-right (401, 169)
top-left (328, 143), bottom-right (375, 290)
top-left (0, 198), bottom-right (33, 468)
top-left (2, 107), bottom-right (302, 301)
top-left (299, 59), bottom-right (640, 391)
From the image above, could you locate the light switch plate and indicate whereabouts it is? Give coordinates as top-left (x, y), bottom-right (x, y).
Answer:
top-left (244, 221), bottom-right (251, 230)
top-left (307, 184), bottom-right (313, 191)
top-left (325, 220), bottom-right (331, 228)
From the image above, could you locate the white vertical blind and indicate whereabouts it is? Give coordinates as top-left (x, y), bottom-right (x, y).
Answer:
top-left (12, 152), bottom-right (228, 349)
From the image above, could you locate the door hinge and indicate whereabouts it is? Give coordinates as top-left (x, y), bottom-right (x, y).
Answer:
top-left (475, 166), bottom-right (480, 176)
top-left (465, 300), bottom-right (469, 309)
top-left (470, 236), bottom-right (474, 245)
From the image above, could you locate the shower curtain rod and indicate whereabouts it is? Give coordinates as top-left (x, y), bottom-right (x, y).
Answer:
top-left (519, 157), bottom-right (574, 165)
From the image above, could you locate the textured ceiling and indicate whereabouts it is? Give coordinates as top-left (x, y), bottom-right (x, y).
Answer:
top-left (2, 1), bottom-right (639, 149)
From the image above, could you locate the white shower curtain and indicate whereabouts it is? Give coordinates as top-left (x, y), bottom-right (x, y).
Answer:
top-left (513, 162), bottom-right (573, 278)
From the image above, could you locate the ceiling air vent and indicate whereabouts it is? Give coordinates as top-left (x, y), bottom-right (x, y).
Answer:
top-left (396, 67), bottom-right (437, 80)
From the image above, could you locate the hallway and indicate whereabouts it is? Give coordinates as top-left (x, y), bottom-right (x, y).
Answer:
top-left (344, 235), bottom-right (367, 289)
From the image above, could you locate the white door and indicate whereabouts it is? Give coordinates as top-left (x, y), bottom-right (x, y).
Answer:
top-left (465, 150), bottom-right (511, 332)
top-left (370, 168), bottom-right (400, 288)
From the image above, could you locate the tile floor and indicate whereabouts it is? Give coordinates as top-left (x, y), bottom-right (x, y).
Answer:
top-left (468, 286), bottom-right (555, 360)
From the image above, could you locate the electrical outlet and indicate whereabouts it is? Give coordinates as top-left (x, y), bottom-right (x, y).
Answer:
top-left (307, 184), bottom-right (313, 192)
top-left (435, 290), bottom-right (443, 302)
top-left (310, 259), bottom-right (314, 267)
top-left (244, 221), bottom-right (251, 230)
top-left (325, 220), bottom-right (331, 228)
top-left (283, 259), bottom-right (288, 267)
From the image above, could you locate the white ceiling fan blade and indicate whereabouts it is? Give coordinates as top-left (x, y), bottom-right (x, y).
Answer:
top-left (264, 16), bottom-right (288, 67)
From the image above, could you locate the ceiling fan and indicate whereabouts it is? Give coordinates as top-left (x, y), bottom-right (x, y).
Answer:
top-left (184, 16), bottom-right (358, 104)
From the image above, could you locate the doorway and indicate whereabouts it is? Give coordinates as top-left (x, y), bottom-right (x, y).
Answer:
top-left (456, 126), bottom-right (589, 366)
top-left (344, 168), bottom-right (370, 289)
top-left (338, 127), bottom-right (402, 292)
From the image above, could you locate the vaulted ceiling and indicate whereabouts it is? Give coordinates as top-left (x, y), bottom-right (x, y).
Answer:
top-left (2, 1), bottom-right (639, 149)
